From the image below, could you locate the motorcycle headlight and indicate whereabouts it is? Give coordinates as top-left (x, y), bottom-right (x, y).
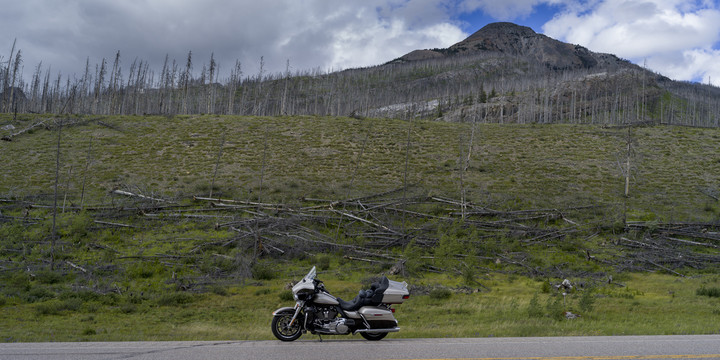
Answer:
top-left (293, 293), bottom-right (299, 301)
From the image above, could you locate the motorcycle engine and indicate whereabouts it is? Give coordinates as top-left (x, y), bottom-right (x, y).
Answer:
top-left (308, 306), bottom-right (349, 334)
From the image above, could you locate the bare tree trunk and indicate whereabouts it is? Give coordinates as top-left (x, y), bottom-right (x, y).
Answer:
top-left (80, 138), bottom-right (93, 210)
top-left (51, 119), bottom-right (62, 270)
top-left (209, 134), bottom-right (225, 199)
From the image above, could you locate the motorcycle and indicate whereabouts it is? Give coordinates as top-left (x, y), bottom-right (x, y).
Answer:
top-left (271, 266), bottom-right (410, 341)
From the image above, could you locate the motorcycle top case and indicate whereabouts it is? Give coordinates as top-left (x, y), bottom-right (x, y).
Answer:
top-left (381, 279), bottom-right (409, 304)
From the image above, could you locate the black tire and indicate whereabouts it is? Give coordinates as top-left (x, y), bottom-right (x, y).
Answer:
top-left (360, 331), bottom-right (387, 341)
top-left (271, 313), bottom-right (302, 341)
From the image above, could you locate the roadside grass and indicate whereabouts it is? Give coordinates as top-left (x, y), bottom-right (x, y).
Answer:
top-left (2, 271), bottom-right (720, 341)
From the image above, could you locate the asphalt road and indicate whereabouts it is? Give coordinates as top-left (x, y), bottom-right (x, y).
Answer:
top-left (2, 335), bottom-right (720, 360)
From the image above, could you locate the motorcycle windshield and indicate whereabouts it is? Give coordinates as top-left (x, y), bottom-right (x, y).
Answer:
top-left (305, 266), bottom-right (316, 281)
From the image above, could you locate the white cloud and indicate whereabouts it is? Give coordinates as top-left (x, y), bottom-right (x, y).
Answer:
top-left (542, 0), bottom-right (720, 81)
top-left (0, 0), bottom-right (468, 81)
top-left (648, 48), bottom-right (720, 84)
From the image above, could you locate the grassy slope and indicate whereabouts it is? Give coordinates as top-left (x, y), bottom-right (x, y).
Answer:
top-left (2, 114), bottom-right (719, 219)
top-left (2, 114), bottom-right (720, 341)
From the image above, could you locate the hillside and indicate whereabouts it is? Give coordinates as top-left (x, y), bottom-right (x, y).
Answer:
top-left (2, 114), bottom-right (720, 340)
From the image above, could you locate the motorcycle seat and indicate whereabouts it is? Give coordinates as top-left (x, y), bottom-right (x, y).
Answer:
top-left (337, 289), bottom-right (375, 311)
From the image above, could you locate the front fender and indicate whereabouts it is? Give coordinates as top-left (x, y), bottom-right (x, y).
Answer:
top-left (272, 307), bottom-right (296, 316)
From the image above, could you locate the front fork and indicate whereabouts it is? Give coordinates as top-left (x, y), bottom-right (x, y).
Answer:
top-left (288, 301), bottom-right (304, 327)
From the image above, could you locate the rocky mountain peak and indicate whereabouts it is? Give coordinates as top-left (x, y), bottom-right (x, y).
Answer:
top-left (396, 22), bottom-right (628, 71)
top-left (465, 22), bottom-right (537, 42)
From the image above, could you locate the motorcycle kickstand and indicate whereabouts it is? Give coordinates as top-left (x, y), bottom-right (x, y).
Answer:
top-left (317, 334), bottom-right (323, 342)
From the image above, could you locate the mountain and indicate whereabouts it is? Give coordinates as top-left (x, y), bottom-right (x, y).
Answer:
top-left (366, 22), bottom-right (717, 125)
top-left (404, 22), bottom-right (629, 71)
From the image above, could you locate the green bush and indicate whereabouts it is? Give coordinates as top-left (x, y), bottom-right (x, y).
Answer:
top-left (119, 303), bottom-right (137, 314)
top-left (209, 285), bottom-right (228, 296)
top-left (545, 295), bottom-right (565, 321)
top-left (578, 289), bottom-right (596, 313)
top-left (429, 288), bottom-right (452, 300)
top-left (696, 286), bottom-right (720, 298)
top-left (33, 298), bottom-right (82, 315)
top-left (254, 288), bottom-right (272, 296)
top-left (527, 293), bottom-right (543, 318)
top-left (35, 270), bottom-right (64, 285)
top-left (316, 255), bottom-right (331, 271)
top-left (251, 262), bottom-right (277, 280)
top-left (127, 261), bottom-right (165, 279)
top-left (26, 287), bottom-right (55, 303)
top-left (279, 290), bottom-right (294, 301)
top-left (7, 272), bottom-right (30, 291)
top-left (541, 281), bottom-right (552, 294)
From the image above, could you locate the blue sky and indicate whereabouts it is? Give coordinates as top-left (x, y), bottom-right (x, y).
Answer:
top-left (1, 0), bottom-right (719, 84)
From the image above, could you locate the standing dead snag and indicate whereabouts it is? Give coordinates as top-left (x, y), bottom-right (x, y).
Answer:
top-left (209, 134), bottom-right (225, 199)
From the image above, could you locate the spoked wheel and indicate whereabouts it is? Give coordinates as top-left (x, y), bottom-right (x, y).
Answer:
top-left (272, 313), bottom-right (302, 341)
top-left (360, 331), bottom-right (387, 341)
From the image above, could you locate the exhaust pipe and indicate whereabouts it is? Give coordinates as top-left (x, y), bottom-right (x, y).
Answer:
top-left (354, 327), bottom-right (400, 334)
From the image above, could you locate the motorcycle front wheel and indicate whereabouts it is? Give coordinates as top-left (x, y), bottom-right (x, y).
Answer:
top-left (360, 332), bottom-right (387, 341)
top-left (271, 314), bottom-right (302, 341)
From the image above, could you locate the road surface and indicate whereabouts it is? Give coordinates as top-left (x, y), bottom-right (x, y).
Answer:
top-left (2, 335), bottom-right (720, 360)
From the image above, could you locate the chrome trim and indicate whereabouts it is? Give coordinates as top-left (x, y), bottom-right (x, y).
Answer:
top-left (354, 327), bottom-right (400, 334)
top-left (288, 301), bottom-right (303, 326)
top-left (358, 313), bottom-right (371, 329)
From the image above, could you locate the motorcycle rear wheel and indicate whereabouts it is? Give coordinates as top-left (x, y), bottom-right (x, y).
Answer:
top-left (272, 314), bottom-right (302, 341)
top-left (360, 332), bottom-right (387, 341)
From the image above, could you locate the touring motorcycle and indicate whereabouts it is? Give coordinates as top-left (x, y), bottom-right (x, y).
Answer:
top-left (271, 266), bottom-right (410, 341)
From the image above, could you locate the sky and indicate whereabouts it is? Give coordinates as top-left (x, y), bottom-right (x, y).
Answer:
top-left (1, 0), bottom-right (719, 85)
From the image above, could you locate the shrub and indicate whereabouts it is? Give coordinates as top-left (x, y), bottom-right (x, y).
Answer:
top-left (34, 298), bottom-right (82, 315)
top-left (82, 328), bottom-right (97, 335)
top-left (545, 295), bottom-right (565, 321)
top-left (35, 270), bottom-right (64, 285)
top-left (209, 285), bottom-right (228, 296)
top-left (127, 261), bottom-right (164, 279)
top-left (696, 286), bottom-right (720, 298)
top-left (7, 273), bottom-right (30, 291)
top-left (541, 281), bottom-right (551, 294)
top-left (527, 293), bottom-right (543, 318)
top-left (279, 290), bottom-right (294, 301)
top-left (316, 255), bottom-right (331, 271)
top-left (120, 303), bottom-right (137, 314)
top-left (26, 287), bottom-right (55, 303)
top-left (254, 288), bottom-right (272, 296)
top-left (429, 288), bottom-right (452, 300)
top-left (578, 289), bottom-right (596, 313)
top-left (252, 262), bottom-right (277, 280)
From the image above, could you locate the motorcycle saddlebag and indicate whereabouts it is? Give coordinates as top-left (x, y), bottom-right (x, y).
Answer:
top-left (359, 307), bottom-right (397, 329)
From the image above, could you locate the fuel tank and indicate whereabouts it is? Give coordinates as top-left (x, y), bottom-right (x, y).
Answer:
top-left (313, 291), bottom-right (339, 305)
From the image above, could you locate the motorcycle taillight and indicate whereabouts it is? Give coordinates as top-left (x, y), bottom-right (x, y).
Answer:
top-left (391, 308), bottom-right (395, 313)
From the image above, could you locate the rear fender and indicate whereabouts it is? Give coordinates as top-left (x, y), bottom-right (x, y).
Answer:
top-left (272, 307), bottom-right (296, 316)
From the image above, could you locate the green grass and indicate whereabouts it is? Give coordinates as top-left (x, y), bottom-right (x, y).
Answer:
top-left (2, 271), bottom-right (720, 341)
top-left (3, 114), bottom-right (720, 341)
top-left (2, 114), bottom-right (720, 220)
